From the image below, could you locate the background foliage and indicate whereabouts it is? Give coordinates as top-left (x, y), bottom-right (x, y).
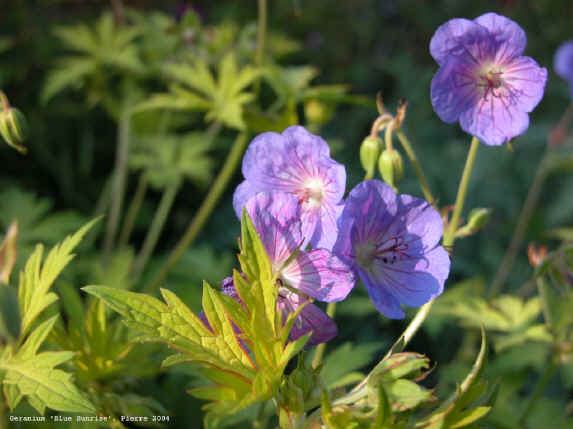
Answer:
top-left (2, 0), bottom-right (573, 427)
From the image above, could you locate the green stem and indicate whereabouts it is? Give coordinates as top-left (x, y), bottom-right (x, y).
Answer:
top-left (255, 0), bottom-right (267, 92)
top-left (132, 182), bottom-right (181, 282)
top-left (518, 355), bottom-right (556, 425)
top-left (0, 394), bottom-right (5, 429)
top-left (312, 302), bottom-right (336, 369)
top-left (443, 136), bottom-right (480, 247)
top-left (118, 170), bottom-right (150, 248)
top-left (102, 110), bottom-right (131, 265)
top-left (488, 148), bottom-right (549, 297)
top-left (395, 130), bottom-right (435, 204)
top-left (143, 133), bottom-right (249, 294)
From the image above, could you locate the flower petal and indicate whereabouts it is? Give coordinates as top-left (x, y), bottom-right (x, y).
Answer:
top-left (430, 18), bottom-right (490, 65)
top-left (431, 56), bottom-right (480, 123)
top-left (245, 192), bottom-right (303, 266)
top-left (233, 180), bottom-right (261, 218)
top-left (398, 194), bottom-right (444, 250)
top-left (503, 56), bottom-right (548, 113)
top-left (360, 268), bottom-right (405, 319)
top-left (280, 249), bottom-right (355, 302)
top-left (554, 40), bottom-right (573, 82)
top-left (459, 93), bottom-right (530, 146)
top-left (278, 291), bottom-right (337, 346)
top-left (474, 13), bottom-right (526, 60)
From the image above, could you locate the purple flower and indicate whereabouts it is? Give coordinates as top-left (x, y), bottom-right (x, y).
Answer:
top-left (555, 41), bottom-right (573, 99)
top-left (244, 191), bottom-right (354, 344)
top-left (233, 126), bottom-right (346, 250)
top-left (430, 13), bottom-right (547, 146)
top-left (333, 180), bottom-right (450, 319)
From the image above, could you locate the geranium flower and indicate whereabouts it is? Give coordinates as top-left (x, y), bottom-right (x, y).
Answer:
top-left (226, 191), bottom-right (354, 345)
top-left (555, 41), bottom-right (573, 98)
top-left (430, 13), bottom-right (547, 146)
top-left (233, 126), bottom-right (346, 250)
top-left (333, 180), bottom-right (450, 319)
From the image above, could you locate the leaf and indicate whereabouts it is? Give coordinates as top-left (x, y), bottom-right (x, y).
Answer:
top-left (18, 219), bottom-right (99, 338)
top-left (42, 58), bottom-right (97, 103)
top-left (321, 342), bottom-right (379, 388)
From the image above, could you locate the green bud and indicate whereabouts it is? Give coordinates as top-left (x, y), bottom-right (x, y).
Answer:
top-left (360, 136), bottom-right (381, 179)
top-left (0, 107), bottom-right (28, 154)
top-left (378, 149), bottom-right (404, 190)
top-left (455, 208), bottom-right (491, 238)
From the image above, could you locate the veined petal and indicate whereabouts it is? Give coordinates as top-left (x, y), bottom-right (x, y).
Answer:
top-left (475, 13), bottom-right (526, 61)
top-left (503, 56), bottom-right (547, 113)
top-left (360, 268), bottom-right (405, 319)
top-left (431, 56), bottom-right (480, 123)
top-left (278, 291), bottom-right (337, 346)
top-left (398, 194), bottom-right (444, 250)
top-left (280, 249), bottom-right (355, 302)
top-left (233, 180), bottom-right (262, 218)
top-left (459, 93), bottom-right (530, 146)
top-left (430, 18), bottom-right (490, 65)
top-left (245, 192), bottom-right (303, 266)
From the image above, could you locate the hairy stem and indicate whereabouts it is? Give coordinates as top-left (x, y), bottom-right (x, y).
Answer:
top-left (118, 170), bottom-right (150, 248)
top-left (395, 130), bottom-right (435, 204)
top-left (443, 136), bottom-right (480, 247)
top-left (143, 132), bottom-right (249, 293)
top-left (102, 110), bottom-right (131, 265)
top-left (312, 302), bottom-right (337, 369)
top-left (132, 181), bottom-right (181, 282)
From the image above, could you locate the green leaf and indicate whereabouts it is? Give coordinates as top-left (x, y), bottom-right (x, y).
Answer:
top-left (42, 58), bottom-right (98, 103)
top-left (0, 352), bottom-right (95, 414)
top-left (321, 342), bottom-right (379, 388)
top-left (18, 219), bottom-right (98, 338)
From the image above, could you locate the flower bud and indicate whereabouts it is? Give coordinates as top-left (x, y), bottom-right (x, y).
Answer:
top-left (360, 136), bottom-right (381, 179)
top-left (0, 107), bottom-right (28, 154)
top-left (455, 207), bottom-right (491, 238)
top-left (378, 148), bottom-right (404, 190)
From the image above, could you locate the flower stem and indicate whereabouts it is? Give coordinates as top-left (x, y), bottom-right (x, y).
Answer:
top-left (395, 130), bottom-right (435, 204)
top-left (312, 302), bottom-right (336, 369)
top-left (143, 132), bottom-right (249, 294)
top-left (132, 181), bottom-right (181, 282)
top-left (443, 136), bottom-right (480, 247)
top-left (119, 170), bottom-right (149, 248)
top-left (102, 109), bottom-right (131, 265)
top-left (518, 355), bottom-right (556, 425)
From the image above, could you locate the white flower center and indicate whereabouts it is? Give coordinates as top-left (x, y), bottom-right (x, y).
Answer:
top-left (301, 178), bottom-right (325, 207)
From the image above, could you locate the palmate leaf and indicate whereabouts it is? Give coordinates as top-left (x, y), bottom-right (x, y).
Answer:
top-left (85, 212), bottom-right (307, 424)
top-left (18, 219), bottom-right (98, 338)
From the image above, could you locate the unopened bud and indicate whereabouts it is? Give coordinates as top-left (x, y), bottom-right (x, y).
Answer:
top-left (360, 136), bottom-right (381, 179)
top-left (0, 107), bottom-right (28, 154)
top-left (455, 208), bottom-right (491, 238)
top-left (378, 149), bottom-right (404, 190)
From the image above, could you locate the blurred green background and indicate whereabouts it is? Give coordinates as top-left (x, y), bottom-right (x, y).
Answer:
top-left (2, 0), bottom-right (573, 427)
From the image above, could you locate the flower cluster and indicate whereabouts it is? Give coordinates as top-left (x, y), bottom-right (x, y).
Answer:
top-left (222, 126), bottom-right (450, 344)
top-left (430, 13), bottom-right (547, 146)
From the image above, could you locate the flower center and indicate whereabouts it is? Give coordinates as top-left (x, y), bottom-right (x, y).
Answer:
top-left (354, 236), bottom-right (409, 270)
top-left (300, 178), bottom-right (325, 207)
top-left (478, 66), bottom-right (505, 99)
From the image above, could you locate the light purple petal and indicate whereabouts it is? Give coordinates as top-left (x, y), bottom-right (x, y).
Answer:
top-left (280, 249), bottom-right (355, 302)
top-left (555, 41), bottom-right (573, 80)
top-left (233, 180), bottom-right (261, 218)
top-left (282, 125), bottom-right (332, 159)
top-left (370, 245), bottom-right (449, 308)
top-left (475, 13), bottom-right (526, 60)
top-left (398, 194), bottom-right (444, 250)
top-left (430, 18), bottom-right (490, 65)
top-left (502, 56), bottom-right (548, 113)
top-left (241, 131), bottom-right (288, 186)
top-left (431, 56), bottom-right (481, 124)
top-left (459, 94), bottom-right (530, 146)
top-left (360, 269), bottom-right (405, 319)
top-left (302, 202), bottom-right (344, 250)
top-left (278, 291), bottom-right (337, 346)
top-left (245, 192), bottom-right (303, 266)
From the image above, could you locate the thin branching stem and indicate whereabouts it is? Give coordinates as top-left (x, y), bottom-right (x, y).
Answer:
top-left (118, 170), bottom-right (150, 248)
top-left (395, 129), bottom-right (435, 204)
